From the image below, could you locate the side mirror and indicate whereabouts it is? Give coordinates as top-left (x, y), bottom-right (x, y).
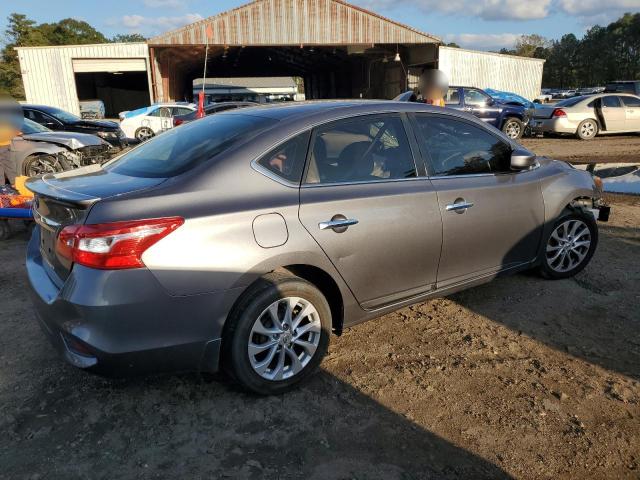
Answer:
top-left (511, 149), bottom-right (537, 170)
top-left (486, 98), bottom-right (495, 106)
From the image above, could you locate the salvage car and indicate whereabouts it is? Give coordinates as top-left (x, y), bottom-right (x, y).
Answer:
top-left (442, 86), bottom-right (529, 139)
top-left (26, 101), bottom-right (608, 395)
top-left (172, 101), bottom-right (257, 126)
top-left (531, 93), bottom-right (640, 139)
top-left (22, 104), bottom-right (127, 149)
top-left (119, 103), bottom-right (196, 142)
top-left (10, 118), bottom-right (114, 177)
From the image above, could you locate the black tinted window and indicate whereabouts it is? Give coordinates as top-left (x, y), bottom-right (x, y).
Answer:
top-left (414, 115), bottom-right (512, 176)
top-left (305, 115), bottom-right (416, 184)
top-left (602, 96), bottom-right (622, 108)
top-left (106, 114), bottom-right (273, 178)
top-left (621, 96), bottom-right (640, 107)
top-left (257, 132), bottom-right (310, 184)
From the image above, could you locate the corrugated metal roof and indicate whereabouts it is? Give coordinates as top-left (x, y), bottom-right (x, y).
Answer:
top-left (149, 0), bottom-right (440, 46)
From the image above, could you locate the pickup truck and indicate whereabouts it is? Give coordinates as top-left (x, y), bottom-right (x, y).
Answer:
top-left (443, 86), bottom-right (530, 139)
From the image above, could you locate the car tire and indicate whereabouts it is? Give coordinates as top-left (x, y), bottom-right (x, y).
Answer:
top-left (135, 127), bottom-right (155, 142)
top-left (576, 119), bottom-right (599, 140)
top-left (539, 209), bottom-right (598, 280)
top-left (222, 272), bottom-right (331, 395)
top-left (502, 117), bottom-right (524, 139)
top-left (21, 154), bottom-right (70, 177)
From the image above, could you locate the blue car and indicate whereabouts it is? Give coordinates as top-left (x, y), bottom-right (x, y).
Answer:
top-left (444, 86), bottom-right (530, 139)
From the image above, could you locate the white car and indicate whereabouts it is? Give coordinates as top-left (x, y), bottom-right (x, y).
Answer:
top-left (119, 104), bottom-right (196, 142)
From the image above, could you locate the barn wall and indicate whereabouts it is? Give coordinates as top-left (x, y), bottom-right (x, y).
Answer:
top-left (16, 43), bottom-right (151, 115)
top-left (438, 46), bottom-right (545, 100)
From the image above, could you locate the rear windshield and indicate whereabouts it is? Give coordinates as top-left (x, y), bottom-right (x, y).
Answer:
top-left (556, 97), bottom-right (585, 107)
top-left (105, 113), bottom-right (274, 178)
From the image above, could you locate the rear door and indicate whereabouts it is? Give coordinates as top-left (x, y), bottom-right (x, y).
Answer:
top-left (298, 113), bottom-right (442, 309)
top-left (598, 95), bottom-right (626, 131)
top-left (410, 113), bottom-right (544, 288)
top-left (621, 95), bottom-right (640, 131)
top-left (463, 88), bottom-right (501, 127)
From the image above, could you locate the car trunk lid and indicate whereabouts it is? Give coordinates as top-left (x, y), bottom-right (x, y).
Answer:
top-left (533, 106), bottom-right (559, 119)
top-left (27, 165), bottom-right (167, 283)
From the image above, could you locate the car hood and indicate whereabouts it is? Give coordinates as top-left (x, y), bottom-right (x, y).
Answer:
top-left (70, 119), bottom-right (120, 131)
top-left (21, 131), bottom-right (106, 150)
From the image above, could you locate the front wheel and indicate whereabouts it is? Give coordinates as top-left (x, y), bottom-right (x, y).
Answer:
top-left (539, 210), bottom-right (598, 279)
top-left (135, 127), bottom-right (155, 142)
top-left (223, 273), bottom-right (331, 395)
top-left (502, 117), bottom-right (524, 139)
top-left (22, 154), bottom-right (70, 177)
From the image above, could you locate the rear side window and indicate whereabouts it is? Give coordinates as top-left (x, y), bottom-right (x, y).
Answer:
top-left (413, 115), bottom-right (512, 176)
top-left (256, 132), bottom-right (310, 184)
top-left (106, 114), bottom-right (274, 178)
top-left (621, 96), bottom-right (640, 107)
top-left (602, 96), bottom-right (622, 108)
top-left (305, 115), bottom-right (416, 184)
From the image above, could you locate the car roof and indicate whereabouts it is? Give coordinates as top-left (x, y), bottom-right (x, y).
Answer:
top-left (22, 104), bottom-right (66, 112)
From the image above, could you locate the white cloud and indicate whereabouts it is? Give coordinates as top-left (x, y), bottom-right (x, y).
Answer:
top-left (443, 33), bottom-right (522, 50)
top-left (357, 0), bottom-right (552, 21)
top-left (113, 13), bottom-right (203, 34)
top-left (143, 0), bottom-right (186, 7)
top-left (556, 0), bottom-right (640, 25)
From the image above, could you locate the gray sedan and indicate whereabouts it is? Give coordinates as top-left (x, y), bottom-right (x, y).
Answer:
top-left (26, 101), bottom-right (607, 394)
top-left (531, 93), bottom-right (640, 139)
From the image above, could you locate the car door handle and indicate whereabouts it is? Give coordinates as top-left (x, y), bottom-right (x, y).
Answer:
top-left (446, 201), bottom-right (474, 212)
top-left (319, 218), bottom-right (359, 231)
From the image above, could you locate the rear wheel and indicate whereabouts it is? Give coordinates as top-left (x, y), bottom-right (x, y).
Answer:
top-left (223, 273), bottom-right (331, 395)
top-left (22, 154), bottom-right (69, 177)
top-left (135, 127), bottom-right (154, 142)
top-left (576, 119), bottom-right (598, 140)
top-left (539, 210), bottom-right (598, 279)
top-left (502, 117), bottom-right (524, 139)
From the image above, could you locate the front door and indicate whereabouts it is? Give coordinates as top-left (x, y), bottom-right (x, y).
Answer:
top-left (598, 95), bottom-right (626, 131)
top-left (298, 114), bottom-right (442, 309)
top-left (463, 88), bottom-right (501, 128)
top-left (411, 113), bottom-right (545, 288)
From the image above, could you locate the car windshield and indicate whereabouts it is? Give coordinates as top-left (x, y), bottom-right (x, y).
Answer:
top-left (45, 106), bottom-right (81, 123)
top-left (105, 113), bottom-right (275, 178)
top-left (21, 118), bottom-right (51, 134)
top-left (556, 97), bottom-right (585, 107)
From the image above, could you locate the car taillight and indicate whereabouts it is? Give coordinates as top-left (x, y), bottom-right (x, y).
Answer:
top-left (552, 108), bottom-right (567, 117)
top-left (173, 118), bottom-right (184, 126)
top-left (56, 217), bottom-right (184, 270)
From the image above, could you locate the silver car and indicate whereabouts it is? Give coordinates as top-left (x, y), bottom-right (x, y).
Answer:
top-left (532, 93), bottom-right (640, 139)
top-left (26, 101), bottom-right (608, 394)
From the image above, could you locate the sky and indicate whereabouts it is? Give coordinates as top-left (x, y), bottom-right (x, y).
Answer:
top-left (2, 0), bottom-right (640, 51)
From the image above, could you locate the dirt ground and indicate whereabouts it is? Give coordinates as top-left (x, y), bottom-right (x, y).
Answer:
top-left (520, 135), bottom-right (640, 165)
top-left (1, 152), bottom-right (639, 480)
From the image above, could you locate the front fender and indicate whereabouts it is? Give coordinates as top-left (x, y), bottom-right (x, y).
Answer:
top-left (540, 160), bottom-right (598, 223)
top-left (9, 140), bottom-right (67, 175)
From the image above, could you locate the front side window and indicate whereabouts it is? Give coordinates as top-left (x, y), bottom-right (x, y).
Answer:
top-left (464, 89), bottom-right (491, 107)
top-left (413, 115), bottom-right (512, 176)
top-left (305, 115), bottom-right (416, 184)
top-left (602, 96), bottom-right (622, 108)
top-left (105, 113), bottom-right (274, 178)
top-left (256, 132), bottom-right (310, 184)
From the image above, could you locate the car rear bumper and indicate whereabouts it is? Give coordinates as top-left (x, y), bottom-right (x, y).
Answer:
top-left (530, 117), bottom-right (578, 134)
top-left (26, 228), bottom-right (234, 376)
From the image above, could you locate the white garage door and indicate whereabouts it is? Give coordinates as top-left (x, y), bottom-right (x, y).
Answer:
top-left (72, 58), bottom-right (147, 73)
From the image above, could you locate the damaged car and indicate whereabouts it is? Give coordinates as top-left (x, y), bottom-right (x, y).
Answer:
top-left (9, 118), bottom-right (115, 177)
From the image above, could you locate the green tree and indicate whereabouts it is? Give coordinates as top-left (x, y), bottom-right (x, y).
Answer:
top-left (514, 34), bottom-right (549, 57)
top-left (110, 33), bottom-right (147, 43)
top-left (38, 18), bottom-right (107, 45)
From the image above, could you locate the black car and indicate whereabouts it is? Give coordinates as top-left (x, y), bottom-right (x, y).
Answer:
top-left (173, 101), bottom-right (257, 126)
top-left (22, 104), bottom-right (127, 149)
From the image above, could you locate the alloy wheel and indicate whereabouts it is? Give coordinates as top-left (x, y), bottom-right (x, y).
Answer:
top-left (546, 219), bottom-right (591, 273)
top-left (248, 297), bottom-right (322, 381)
top-left (136, 128), bottom-right (154, 142)
top-left (504, 121), bottom-right (522, 139)
top-left (25, 155), bottom-right (63, 177)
